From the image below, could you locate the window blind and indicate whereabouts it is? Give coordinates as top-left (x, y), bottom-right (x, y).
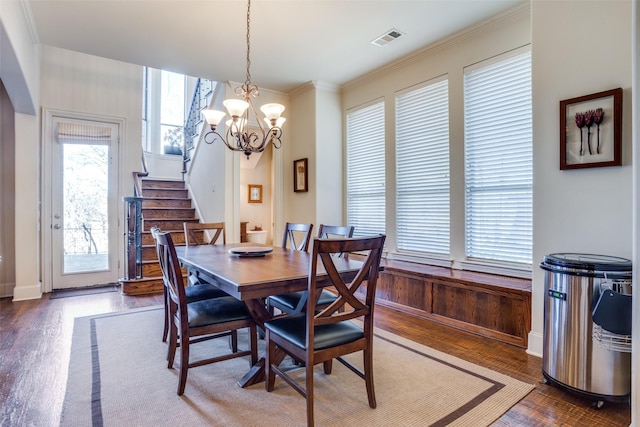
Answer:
top-left (57, 122), bottom-right (112, 145)
top-left (346, 101), bottom-right (386, 237)
top-left (464, 50), bottom-right (532, 265)
top-left (396, 79), bottom-right (450, 255)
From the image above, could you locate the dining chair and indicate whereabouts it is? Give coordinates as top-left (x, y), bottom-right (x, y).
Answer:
top-left (266, 224), bottom-right (353, 316)
top-left (155, 230), bottom-right (258, 395)
top-left (264, 234), bottom-right (386, 427)
top-left (184, 221), bottom-right (226, 247)
top-left (183, 222), bottom-right (229, 287)
top-left (281, 222), bottom-right (314, 252)
top-left (151, 226), bottom-right (229, 343)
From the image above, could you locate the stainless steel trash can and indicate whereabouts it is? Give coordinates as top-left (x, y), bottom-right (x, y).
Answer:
top-left (540, 253), bottom-right (632, 405)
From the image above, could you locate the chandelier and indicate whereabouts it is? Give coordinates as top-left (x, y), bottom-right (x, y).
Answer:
top-left (201, 0), bottom-right (286, 159)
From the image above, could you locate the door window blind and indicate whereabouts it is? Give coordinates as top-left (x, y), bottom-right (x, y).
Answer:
top-left (396, 78), bottom-right (450, 255)
top-left (464, 49), bottom-right (532, 265)
top-left (346, 101), bottom-right (386, 237)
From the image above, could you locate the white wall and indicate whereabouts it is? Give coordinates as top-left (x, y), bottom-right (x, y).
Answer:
top-left (0, 0), bottom-right (39, 115)
top-left (287, 84), bottom-right (317, 225)
top-left (315, 83), bottom-right (343, 228)
top-left (530, 0), bottom-right (632, 356)
top-left (0, 1), bottom-right (41, 300)
top-left (39, 46), bottom-right (143, 291)
top-left (189, 81), bottom-right (287, 244)
top-left (240, 147), bottom-right (273, 244)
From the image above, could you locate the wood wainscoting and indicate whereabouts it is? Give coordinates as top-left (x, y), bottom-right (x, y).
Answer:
top-left (365, 259), bottom-right (531, 348)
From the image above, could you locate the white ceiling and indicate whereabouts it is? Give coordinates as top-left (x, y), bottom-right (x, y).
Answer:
top-left (27, 0), bottom-right (523, 93)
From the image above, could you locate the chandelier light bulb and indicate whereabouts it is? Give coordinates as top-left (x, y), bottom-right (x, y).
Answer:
top-left (201, 109), bottom-right (227, 128)
top-left (223, 99), bottom-right (250, 117)
top-left (260, 103), bottom-right (285, 121)
top-left (264, 116), bottom-right (286, 128)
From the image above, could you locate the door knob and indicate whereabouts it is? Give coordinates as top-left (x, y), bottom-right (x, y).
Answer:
top-left (53, 224), bottom-right (61, 229)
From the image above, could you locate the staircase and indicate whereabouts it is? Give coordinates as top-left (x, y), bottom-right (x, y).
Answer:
top-left (120, 178), bottom-right (197, 295)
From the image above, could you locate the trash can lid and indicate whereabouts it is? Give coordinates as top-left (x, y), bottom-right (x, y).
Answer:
top-left (542, 253), bottom-right (632, 272)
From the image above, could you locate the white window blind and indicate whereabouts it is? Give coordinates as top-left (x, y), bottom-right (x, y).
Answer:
top-left (464, 49), bottom-right (532, 265)
top-left (346, 101), bottom-right (385, 237)
top-left (396, 79), bottom-right (450, 255)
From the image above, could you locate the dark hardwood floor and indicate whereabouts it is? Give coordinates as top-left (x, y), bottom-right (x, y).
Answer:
top-left (0, 290), bottom-right (631, 426)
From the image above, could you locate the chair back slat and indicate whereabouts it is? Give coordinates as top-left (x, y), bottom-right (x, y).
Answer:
top-left (317, 224), bottom-right (354, 239)
top-left (184, 222), bottom-right (226, 246)
top-left (307, 235), bottom-right (385, 337)
top-left (281, 222), bottom-right (313, 252)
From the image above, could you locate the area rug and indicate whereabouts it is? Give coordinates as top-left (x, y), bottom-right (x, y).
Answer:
top-left (61, 306), bottom-right (534, 427)
top-left (50, 284), bottom-right (119, 299)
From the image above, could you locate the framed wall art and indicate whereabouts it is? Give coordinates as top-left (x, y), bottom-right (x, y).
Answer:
top-left (559, 87), bottom-right (622, 170)
top-left (248, 184), bottom-right (262, 203)
top-left (293, 158), bottom-right (308, 192)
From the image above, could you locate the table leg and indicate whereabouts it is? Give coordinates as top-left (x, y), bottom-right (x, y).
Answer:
top-left (237, 299), bottom-right (287, 388)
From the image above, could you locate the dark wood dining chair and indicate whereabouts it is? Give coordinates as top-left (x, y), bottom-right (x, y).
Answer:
top-left (184, 221), bottom-right (226, 247)
top-left (264, 234), bottom-right (386, 427)
top-left (183, 221), bottom-right (230, 287)
top-left (281, 222), bottom-right (313, 252)
top-left (155, 230), bottom-right (258, 395)
top-left (266, 224), bottom-right (353, 315)
top-left (152, 226), bottom-right (229, 343)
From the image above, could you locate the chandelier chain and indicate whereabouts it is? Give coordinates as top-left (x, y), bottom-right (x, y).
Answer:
top-left (245, 0), bottom-right (252, 89)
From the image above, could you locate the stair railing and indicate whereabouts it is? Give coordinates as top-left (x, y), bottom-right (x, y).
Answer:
top-left (182, 78), bottom-right (215, 176)
top-left (123, 152), bottom-right (149, 280)
top-left (123, 196), bottom-right (143, 280)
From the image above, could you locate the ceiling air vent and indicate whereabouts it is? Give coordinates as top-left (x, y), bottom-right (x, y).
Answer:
top-left (371, 28), bottom-right (404, 47)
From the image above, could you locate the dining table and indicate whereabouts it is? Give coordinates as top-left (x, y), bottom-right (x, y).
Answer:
top-left (174, 242), bottom-right (365, 387)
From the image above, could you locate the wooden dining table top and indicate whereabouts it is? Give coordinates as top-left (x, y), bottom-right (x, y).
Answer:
top-left (175, 243), bottom-right (364, 301)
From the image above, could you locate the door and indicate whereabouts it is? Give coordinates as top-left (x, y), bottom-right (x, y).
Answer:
top-left (49, 116), bottom-right (120, 288)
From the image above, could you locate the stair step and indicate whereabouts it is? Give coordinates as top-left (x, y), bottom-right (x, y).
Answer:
top-left (142, 261), bottom-right (163, 277)
top-left (141, 188), bottom-right (188, 199)
top-left (141, 179), bottom-right (185, 190)
top-left (142, 245), bottom-right (158, 261)
top-left (143, 218), bottom-right (199, 231)
top-left (142, 198), bottom-right (192, 208)
top-left (142, 231), bottom-right (188, 246)
top-left (142, 207), bottom-right (196, 220)
top-left (119, 277), bottom-right (164, 295)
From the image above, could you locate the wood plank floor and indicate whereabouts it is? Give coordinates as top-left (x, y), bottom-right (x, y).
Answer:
top-left (0, 290), bottom-right (631, 426)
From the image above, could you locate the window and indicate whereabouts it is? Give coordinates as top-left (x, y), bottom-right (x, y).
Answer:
top-left (141, 67), bottom-right (188, 154)
top-left (160, 70), bottom-right (186, 153)
top-left (346, 101), bottom-right (385, 237)
top-left (396, 78), bottom-right (450, 255)
top-left (464, 49), bottom-right (532, 266)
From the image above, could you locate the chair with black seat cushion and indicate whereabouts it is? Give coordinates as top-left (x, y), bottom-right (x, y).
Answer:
top-left (264, 234), bottom-right (386, 427)
top-left (155, 230), bottom-right (258, 395)
top-left (266, 224), bottom-right (353, 315)
top-left (151, 227), bottom-right (229, 343)
top-left (281, 222), bottom-right (313, 252)
top-left (183, 222), bottom-right (229, 286)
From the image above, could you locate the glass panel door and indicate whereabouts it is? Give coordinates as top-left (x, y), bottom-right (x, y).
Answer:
top-left (51, 117), bottom-right (119, 288)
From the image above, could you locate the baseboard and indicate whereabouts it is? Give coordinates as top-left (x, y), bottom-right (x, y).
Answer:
top-left (526, 330), bottom-right (543, 358)
top-left (12, 281), bottom-right (43, 301)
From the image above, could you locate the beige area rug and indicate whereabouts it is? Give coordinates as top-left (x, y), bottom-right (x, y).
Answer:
top-left (61, 306), bottom-right (534, 427)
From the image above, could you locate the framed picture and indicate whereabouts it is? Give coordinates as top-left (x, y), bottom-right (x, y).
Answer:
top-left (293, 158), bottom-right (308, 192)
top-left (248, 184), bottom-right (262, 203)
top-left (560, 87), bottom-right (622, 170)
